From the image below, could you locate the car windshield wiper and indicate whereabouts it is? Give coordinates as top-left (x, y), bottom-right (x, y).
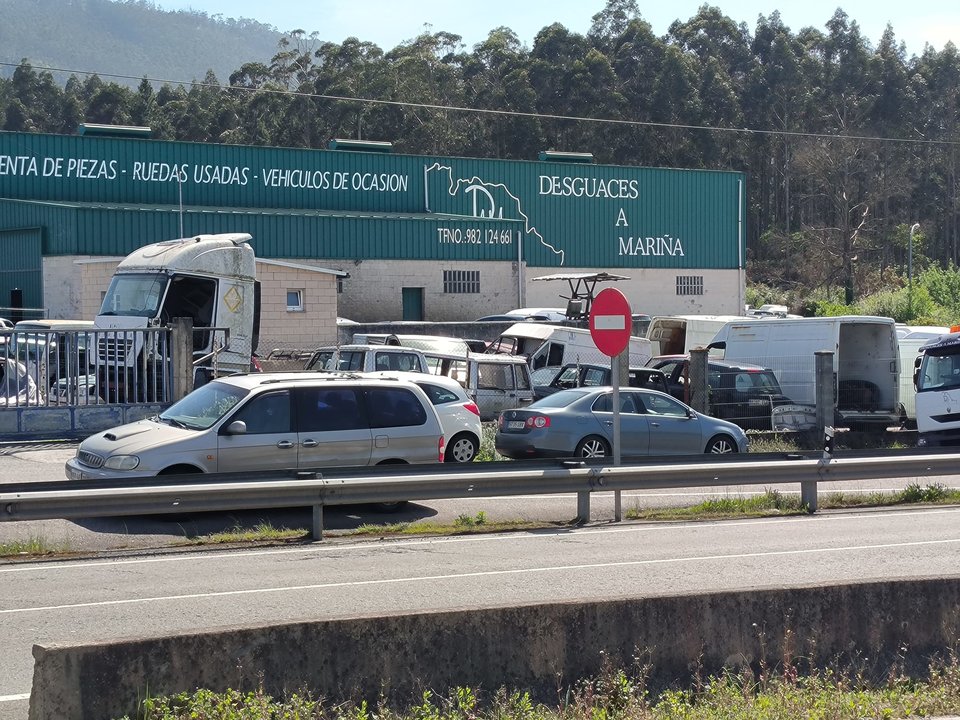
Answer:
top-left (159, 416), bottom-right (189, 429)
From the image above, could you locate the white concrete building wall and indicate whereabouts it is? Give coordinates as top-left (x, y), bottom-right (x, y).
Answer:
top-left (43, 256), bottom-right (743, 326)
top-left (521, 268), bottom-right (745, 318)
top-left (334, 260), bottom-right (522, 322)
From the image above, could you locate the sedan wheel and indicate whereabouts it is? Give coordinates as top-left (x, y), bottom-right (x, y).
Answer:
top-left (446, 433), bottom-right (479, 463)
top-left (706, 435), bottom-right (738, 454)
top-left (575, 435), bottom-right (610, 458)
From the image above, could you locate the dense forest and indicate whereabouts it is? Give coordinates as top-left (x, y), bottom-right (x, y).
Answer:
top-left (2, 0), bottom-right (960, 320)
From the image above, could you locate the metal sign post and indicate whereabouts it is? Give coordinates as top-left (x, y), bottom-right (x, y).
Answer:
top-left (589, 288), bottom-right (633, 523)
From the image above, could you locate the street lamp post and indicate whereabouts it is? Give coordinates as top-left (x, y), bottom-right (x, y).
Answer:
top-left (909, 223), bottom-right (920, 319)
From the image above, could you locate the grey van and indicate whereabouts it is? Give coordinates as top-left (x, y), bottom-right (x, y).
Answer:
top-left (424, 351), bottom-right (534, 420)
top-left (65, 373), bottom-right (446, 480)
top-left (304, 344), bottom-right (428, 374)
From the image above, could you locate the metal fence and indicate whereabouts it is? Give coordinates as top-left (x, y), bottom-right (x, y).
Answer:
top-left (0, 325), bottom-right (235, 410)
top-left (2, 451), bottom-right (957, 539)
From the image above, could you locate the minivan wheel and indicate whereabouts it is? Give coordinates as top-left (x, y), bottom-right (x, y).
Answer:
top-left (158, 465), bottom-right (203, 475)
top-left (374, 459), bottom-right (409, 511)
top-left (446, 433), bottom-right (479, 463)
top-left (575, 435), bottom-right (610, 458)
top-left (705, 435), bottom-right (738, 454)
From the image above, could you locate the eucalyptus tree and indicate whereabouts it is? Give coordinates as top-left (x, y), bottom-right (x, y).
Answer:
top-left (382, 31), bottom-right (471, 155)
top-left (648, 45), bottom-right (703, 167)
top-left (601, 16), bottom-right (667, 166)
top-left (461, 27), bottom-right (544, 159)
top-left (910, 43), bottom-right (960, 265)
top-left (309, 37), bottom-right (391, 147)
top-left (746, 12), bottom-right (810, 276)
top-left (528, 23), bottom-right (594, 151)
top-left (2, 61), bottom-right (66, 133)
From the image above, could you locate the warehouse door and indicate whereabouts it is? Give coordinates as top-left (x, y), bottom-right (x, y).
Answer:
top-left (401, 287), bottom-right (424, 321)
top-left (0, 228), bottom-right (43, 319)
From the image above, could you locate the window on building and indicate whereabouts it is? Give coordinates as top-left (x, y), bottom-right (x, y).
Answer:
top-left (676, 276), bottom-right (704, 296)
top-left (286, 289), bottom-right (304, 311)
top-left (337, 277), bottom-right (344, 294)
top-left (443, 270), bottom-right (480, 294)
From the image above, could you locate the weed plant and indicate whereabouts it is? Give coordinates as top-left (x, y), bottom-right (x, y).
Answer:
top-left (122, 648), bottom-right (960, 719)
top-left (0, 535), bottom-right (68, 557)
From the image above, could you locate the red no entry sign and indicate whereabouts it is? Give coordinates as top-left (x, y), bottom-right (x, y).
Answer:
top-left (589, 288), bottom-right (632, 357)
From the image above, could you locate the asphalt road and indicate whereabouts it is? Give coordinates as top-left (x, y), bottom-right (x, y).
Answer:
top-left (0, 443), bottom-right (955, 552)
top-left (1, 505), bottom-right (959, 719)
top-left (2, 443), bottom-right (959, 719)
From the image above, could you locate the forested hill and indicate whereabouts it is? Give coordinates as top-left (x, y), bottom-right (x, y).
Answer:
top-left (0, 0), bottom-right (283, 85)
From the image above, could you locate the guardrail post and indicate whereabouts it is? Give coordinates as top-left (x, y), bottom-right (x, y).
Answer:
top-left (815, 350), bottom-right (835, 436)
top-left (800, 480), bottom-right (818, 512)
top-left (577, 491), bottom-right (590, 523)
top-left (312, 504), bottom-right (324, 540)
top-left (171, 317), bottom-right (194, 401)
top-left (688, 347), bottom-right (709, 414)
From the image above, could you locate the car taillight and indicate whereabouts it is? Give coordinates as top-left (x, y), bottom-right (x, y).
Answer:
top-left (438, 435), bottom-right (445, 462)
top-left (250, 356), bottom-right (263, 372)
top-left (463, 401), bottom-right (481, 417)
top-left (528, 415), bottom-right (550, 428)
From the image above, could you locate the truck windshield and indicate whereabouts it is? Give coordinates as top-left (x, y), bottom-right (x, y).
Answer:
top-left (917, 346), bottom-right (960, 392)
top-left (99, 274), bottom-right (167, 317)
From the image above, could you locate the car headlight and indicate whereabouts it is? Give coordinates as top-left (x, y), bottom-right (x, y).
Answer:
top-left (103, 455), bottom-right (140, 471)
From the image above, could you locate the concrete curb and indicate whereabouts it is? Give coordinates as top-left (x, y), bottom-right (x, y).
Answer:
top-left (29, 577), bottom-right (960, 720)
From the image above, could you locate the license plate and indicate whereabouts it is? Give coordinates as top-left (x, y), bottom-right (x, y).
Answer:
top-left (748, 398), bottom-right (768, 406)
top-left (66, 465), bottom-right (85, 481)
top-left (507, 420), bottom-right (526, 430)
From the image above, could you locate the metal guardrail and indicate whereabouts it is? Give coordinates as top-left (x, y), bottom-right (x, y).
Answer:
top-left (2, 451), bottom-right (958, 540)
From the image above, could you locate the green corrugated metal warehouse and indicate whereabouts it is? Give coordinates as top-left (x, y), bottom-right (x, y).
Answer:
top-left (0, 129), bottom-right (746, 327)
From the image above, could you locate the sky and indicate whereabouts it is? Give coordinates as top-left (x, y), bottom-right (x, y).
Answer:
top-left (154, 0), bottom-right (959, 57)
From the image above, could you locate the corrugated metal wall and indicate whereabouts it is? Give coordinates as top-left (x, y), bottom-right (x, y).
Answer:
top-left (0, 227), bottom-right (43, 312)
top-left (0, 131), bottom-right (745, 269)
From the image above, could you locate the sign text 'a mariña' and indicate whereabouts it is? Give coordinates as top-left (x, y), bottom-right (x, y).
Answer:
top-left (0, 155), bottom-right (410, 193)
top-left (539, 173), bottom-right (686, 258)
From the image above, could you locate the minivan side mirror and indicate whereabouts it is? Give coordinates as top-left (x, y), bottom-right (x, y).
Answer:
top-left (225, 420), bottom-right (247, 435)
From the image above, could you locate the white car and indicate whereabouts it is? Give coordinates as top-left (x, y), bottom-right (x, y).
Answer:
top-left (364, 371), bottom-right (482, 462)
top-left (506, 307), bottom-right (568, 322)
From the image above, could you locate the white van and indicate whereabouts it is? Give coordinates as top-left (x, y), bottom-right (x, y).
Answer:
top-left (487, 322), bottom-right (652, 370)
top-left (709, 316), bottom-right (900, 429)
top-left (645, 315), bottom-right (747, 356)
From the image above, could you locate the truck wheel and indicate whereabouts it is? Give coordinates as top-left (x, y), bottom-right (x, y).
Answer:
top-left (445, 433), bottom-right (479, 463)
top-left (705, 435), bottom-right (738, 454)
top-left (575, 435), bottom-right (610, 458)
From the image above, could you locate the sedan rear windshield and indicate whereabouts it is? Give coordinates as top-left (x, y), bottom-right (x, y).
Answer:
top-left (531, 388), bottom-right (591, 408)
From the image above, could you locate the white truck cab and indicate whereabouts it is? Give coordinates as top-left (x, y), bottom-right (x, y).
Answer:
top-left (914, 331), bottom-right (960, 446)
top-left (96, 233), bottom-right (259, 401)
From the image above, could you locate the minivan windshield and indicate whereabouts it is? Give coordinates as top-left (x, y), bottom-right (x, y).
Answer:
top-left (99, 274), bottom-right (168, 317)
top-left (159, 381), bottom-right (248, 430)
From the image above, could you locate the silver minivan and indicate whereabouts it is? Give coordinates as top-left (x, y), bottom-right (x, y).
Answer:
top-left (65, 373), bottom-right (445, 479)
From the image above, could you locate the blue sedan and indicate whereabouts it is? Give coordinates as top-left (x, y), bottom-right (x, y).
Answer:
top-left (495, 387), bottom-right (749, 459)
